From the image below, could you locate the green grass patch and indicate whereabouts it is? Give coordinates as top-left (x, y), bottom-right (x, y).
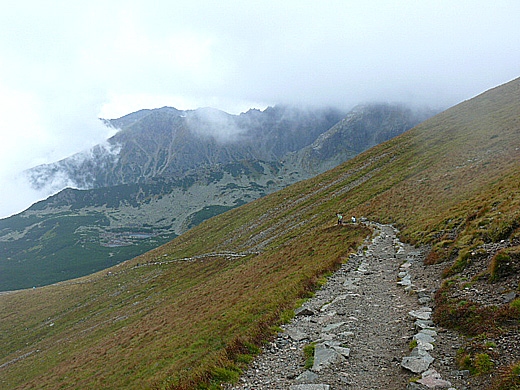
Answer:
top-left (510, 298), bottom-right (520, 311)
top-left (457, 349), bottom-right (495, 376)
top-left (489, 246), bottom-right (520, 282)
top-left (303, 343), bottom-right (316, 370)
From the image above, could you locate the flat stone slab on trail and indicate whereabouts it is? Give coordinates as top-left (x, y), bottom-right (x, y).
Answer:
top-left (401, 347), bottom-right (435, 373)
top-left (289, 385), bottom-right (330, 390)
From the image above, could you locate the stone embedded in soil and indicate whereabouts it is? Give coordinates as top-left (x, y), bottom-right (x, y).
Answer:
top-left (413, 332), bottom-right (436, 344)
top-left (295, 307), bottom-right (315, 316)
top-left (409, 308), bottom-right (432, 320)
top-left (416, 339), bottom-right (434, 351)
top-left (503, 291), bottom-right (517, 303)
top-left (331, 345), bottom-right (351, 357)
top-left (419, 329), bottom-right (437, 337)
top-left (414, 319), bottom-right (435, 330)
top-left (401, 355), bottom-right (433, 374)
top-left (289, 385), bottom-right (330, 390)
top-left (398, 274), bottom-right (413, 286)
top-left (287, 329), bottom-right (308, 341)
top-left (312, 343), bottom-right (341, 371)
top-left (417, 368), bottom-right (452, 388)
top-left (322, 322), bottom-right (345, 332)
top-left (296, 370), bottom-right (319, 383)
top-left (401, 347), bottom-right (435, 373)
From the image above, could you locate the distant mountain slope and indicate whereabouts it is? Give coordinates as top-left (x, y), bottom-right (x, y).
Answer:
top-left (0, 103), bottom-right (429, 292)
top-left (0, 79), bottom-right (518, 389)
top-left (293, 103), bottom-right (433, 172)
top-left (25, 105), bottom-right (347, 190)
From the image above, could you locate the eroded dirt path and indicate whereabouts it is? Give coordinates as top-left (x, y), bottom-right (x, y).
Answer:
top-left (226, 223), bottom-right (453, 389)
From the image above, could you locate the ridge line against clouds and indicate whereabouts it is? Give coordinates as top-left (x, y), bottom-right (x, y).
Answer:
top-left (0, 0), bottom-right (519, 217)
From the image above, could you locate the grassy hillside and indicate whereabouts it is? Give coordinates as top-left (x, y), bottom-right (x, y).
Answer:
top-left (1, 78), bottom-right (519, 389)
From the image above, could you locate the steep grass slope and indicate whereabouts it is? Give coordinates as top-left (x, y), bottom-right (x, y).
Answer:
top-left (0, 78), bottom-right (519, 389)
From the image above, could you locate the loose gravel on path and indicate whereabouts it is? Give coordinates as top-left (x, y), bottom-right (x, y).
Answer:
top-left (226, 223), bottom-right (467, 390)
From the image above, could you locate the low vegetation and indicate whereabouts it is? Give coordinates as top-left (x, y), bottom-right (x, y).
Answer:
top-left (489, 246), bottom-right (520, 282)
top-left (457, 350), bottom-right (495, 376)
top-left (490, 361), bottom-right (520, 390)
top-left (303, 343), bottom-right (316, 370)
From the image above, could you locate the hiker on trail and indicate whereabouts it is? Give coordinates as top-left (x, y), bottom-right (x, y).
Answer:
top-left (351, 216), bottom-right (356, 223)
top-left (336, 212), bottom-right (343, 225)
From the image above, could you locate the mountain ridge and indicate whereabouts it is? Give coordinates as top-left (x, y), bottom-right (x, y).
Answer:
top-left (25, 105), bottom-right (348, 190)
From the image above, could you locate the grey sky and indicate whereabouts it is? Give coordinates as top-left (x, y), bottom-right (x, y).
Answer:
top-left (0, 0), bottom-right (519, 217)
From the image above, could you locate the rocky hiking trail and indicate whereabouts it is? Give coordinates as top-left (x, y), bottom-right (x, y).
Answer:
top-left (226, 223), bottom-right (470, 390)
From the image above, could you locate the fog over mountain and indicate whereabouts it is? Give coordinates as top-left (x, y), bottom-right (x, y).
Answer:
top-left (1, 2), bottom-right (519, 217)
top-left (23, 105), bottom-right (345, 192)
top-left (23, 104), bottom-right (434, 197)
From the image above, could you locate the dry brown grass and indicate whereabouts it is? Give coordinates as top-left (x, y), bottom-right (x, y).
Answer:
top-left (0, 201), bottom-right (368, 389)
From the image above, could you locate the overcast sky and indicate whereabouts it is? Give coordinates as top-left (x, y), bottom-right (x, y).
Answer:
top-left (1, 0), bottom-right (519, 217)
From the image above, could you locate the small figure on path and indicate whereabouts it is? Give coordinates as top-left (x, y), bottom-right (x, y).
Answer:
top-left (351, 216), bottom-right (357, 224)
top-left (336, 212), bottom-right (343, 225)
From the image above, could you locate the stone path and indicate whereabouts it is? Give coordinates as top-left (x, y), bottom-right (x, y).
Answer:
top-left (226, 223), bottom-right (456, 389)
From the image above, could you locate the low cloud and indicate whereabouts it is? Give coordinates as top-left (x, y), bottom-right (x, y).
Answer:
top-left (24, 141), bottom-right (122, 191)
top-left (1, 1), bottom-right (519, 217)
top-left (0, 88), bottom-right (117, 217)
top-left (0, 174), bottom-right (48, 218)
top-left (185, 108), bottom-right (246, 143)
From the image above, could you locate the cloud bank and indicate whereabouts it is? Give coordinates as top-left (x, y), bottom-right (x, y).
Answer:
top-left (0, 1), bottom-right (519, 217)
